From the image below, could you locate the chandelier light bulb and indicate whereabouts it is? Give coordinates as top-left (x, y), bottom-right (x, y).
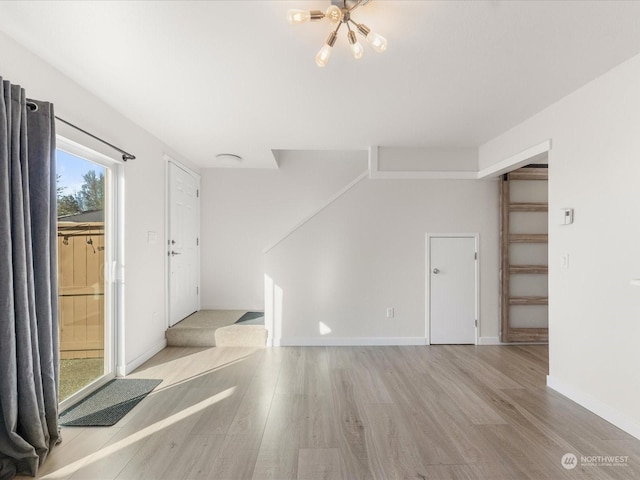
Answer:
top-left (316, 31), bottom-right (338, 67)
top-left (287, 9), bottom-right (310, 25)
top-left (315, 30), bottom-right (338, 67)
top-left (356, 23), bottom-right (388, 53)
top-left (348, 31), bottom-right (364, 59)
top-left (315, 44), bottom-right (333, 67)
top-left (366, 31), bottom-right (387, 53)
top-left (325, 5), bottom-right (343, 24)
top-left (287, 9), bottom-right (324, 25)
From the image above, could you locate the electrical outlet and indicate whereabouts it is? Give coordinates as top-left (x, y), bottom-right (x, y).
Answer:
top-left (386, 307), bottom-right (394, 318)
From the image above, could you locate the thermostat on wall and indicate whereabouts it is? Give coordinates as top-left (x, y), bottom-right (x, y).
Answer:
top-left (559, 208), bottom-right (574, 225)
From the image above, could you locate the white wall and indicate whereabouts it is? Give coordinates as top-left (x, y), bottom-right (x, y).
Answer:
top-left (264, 176), bottom-right (500, 345)
top-left (480, 53), bottom-right (640, 438)
top-left (378, 147), bottom-right (478, 172)
top-left (199, 150), bottom-right (368, 310)
top-left (0, 31), bottom-right (199, 374)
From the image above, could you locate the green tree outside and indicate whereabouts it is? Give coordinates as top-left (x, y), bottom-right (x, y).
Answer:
top-left (77, 170), bottom-right (104, 211)
top-left (57, 169), bottom-right (104, 216)
top-left (57, 195), bottom-right (82, 216)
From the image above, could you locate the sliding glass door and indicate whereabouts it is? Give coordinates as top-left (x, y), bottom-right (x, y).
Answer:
top-left (56, 139), bottom-right (119, 407)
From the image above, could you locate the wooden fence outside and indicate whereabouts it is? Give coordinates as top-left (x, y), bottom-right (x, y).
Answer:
top-left (57, 221), bottom-right (105, 360)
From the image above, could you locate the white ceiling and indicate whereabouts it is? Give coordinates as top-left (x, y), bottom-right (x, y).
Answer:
top-left (2, 1), bottom-right (640, 168)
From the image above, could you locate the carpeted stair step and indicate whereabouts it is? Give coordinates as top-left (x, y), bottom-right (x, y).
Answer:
top-left (165, 326), bottom-right (217, 347)
top-left (214, 325), bottom-right (268, 347)
top-left (165, 310), bottom-right (266, 347)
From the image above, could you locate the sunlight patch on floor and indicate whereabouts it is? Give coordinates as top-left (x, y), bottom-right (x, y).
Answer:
top-left (41, 386), bottom-right (237, 479)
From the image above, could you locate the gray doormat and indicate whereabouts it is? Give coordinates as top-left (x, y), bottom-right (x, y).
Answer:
top-left (235, 311), bottom-right (265, 325)
top-left (59, 378), bottom-right (162, 426)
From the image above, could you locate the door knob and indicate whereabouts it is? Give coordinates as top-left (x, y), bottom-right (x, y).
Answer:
top-left (171, 251), bottom-right (181, 256)
top-left (433, 268), bottom-right (440, 274)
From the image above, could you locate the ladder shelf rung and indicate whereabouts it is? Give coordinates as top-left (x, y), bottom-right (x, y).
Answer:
top-left (509, 234), bottom-right (548, 243)
top-left (509, 265), bottom-right (548, 274)
top-left (509, 296), bottom-right (548, 305)
top-left (509, 202), bottom-right (548, 212)
top-left (505, 328), bottom-right (548, 342)
top-left (508, 168), bottom-right (548, 181)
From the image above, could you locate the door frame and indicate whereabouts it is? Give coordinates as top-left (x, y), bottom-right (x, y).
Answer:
top-left (56, 135), bottom-right (123, 411)
top-left (164, 154), bottom-right (201, 329)
top-left (425, 233), bottom-right (480, 345)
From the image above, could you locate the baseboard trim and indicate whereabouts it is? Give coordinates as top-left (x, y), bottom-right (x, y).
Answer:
top-left (117, 339), bottom-right (167, 376)
top-left (199, 305), bottom-right (264, 312)
top-left (547, 375), bottom-right (640, 441)
top-left (478, 336), bottom-right (548, 346)
top-left (278, 337), bottom-right (427, 347)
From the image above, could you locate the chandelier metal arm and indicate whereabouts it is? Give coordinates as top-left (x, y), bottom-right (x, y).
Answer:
top-left (288, 0), bottom-right (386, 66)
top-left (347, 1), bottom-right (362, 13)
top-left (347, 18), bottom-right (366, 36)
top-left (338, 0), bottom-right (371, 11)
top-left (333, 20), bottom-right (343, 37)
top-left (350, 18), bottom-right (375, 40)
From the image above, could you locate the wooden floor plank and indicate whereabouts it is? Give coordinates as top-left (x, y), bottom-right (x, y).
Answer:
top-left (426, 361), bottom-right (508, 425)
top-left (27, 345), bottom-right (640, 480)
top-left (251, 393), bottom-right (304, 480)
top-left (297, 448), bottom-right (346, 480)
top-left (329, 367), bottom-right (374, 480)
top-left (379, 369), bottom-right (467, 466)
top-left (158, 434), bottom-right (225, 480)
top-left (362, 403), bottom-right (430, 479)
top-left (66, 426), bottom-right (151, 480)
top-left (36, 427), bottom-right (122, 480)
top-left (207, 433), bottom-right (262, 480)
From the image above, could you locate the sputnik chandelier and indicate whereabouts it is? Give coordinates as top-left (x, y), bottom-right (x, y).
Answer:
top-left (287, 0), bottom-right (387, 67)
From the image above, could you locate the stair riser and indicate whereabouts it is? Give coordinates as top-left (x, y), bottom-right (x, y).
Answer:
top-left (166, 329), bottom-right (217, 347)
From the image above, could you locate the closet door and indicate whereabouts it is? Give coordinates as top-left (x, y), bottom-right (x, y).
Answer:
top-left (429, 236), bottom-right (477, 345)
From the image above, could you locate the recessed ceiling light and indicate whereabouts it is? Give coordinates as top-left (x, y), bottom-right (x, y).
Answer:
top-left (215, 153), bottom-right (243, 164)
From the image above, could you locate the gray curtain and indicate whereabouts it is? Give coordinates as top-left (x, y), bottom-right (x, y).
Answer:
top-left (0, 78), bottom-right (60, 479)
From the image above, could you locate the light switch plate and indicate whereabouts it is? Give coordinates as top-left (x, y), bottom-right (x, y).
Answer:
top-left (559, 208), bottom-right (574, 225)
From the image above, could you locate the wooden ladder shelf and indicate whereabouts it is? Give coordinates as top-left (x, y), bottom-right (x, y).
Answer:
top-left (500, 165), bottom-right (549, 343)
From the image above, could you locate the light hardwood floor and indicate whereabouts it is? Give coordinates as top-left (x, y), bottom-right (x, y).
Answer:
top-left (23, 345), bottom-right (640, 479)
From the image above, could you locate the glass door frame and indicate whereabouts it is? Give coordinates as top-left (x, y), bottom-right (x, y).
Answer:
top-left (56, 135), bottom-right (123, 412)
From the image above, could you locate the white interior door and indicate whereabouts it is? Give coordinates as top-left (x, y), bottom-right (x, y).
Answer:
top-left (429, 236), bottom-right (477, 344)
top-left (169, 162), bottom-right (199, 326)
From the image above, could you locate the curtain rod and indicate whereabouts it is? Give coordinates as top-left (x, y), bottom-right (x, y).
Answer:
top-left (54, 116), bottom-right (135, 161)
top-left (26, 100), bottom-right (136, 161)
